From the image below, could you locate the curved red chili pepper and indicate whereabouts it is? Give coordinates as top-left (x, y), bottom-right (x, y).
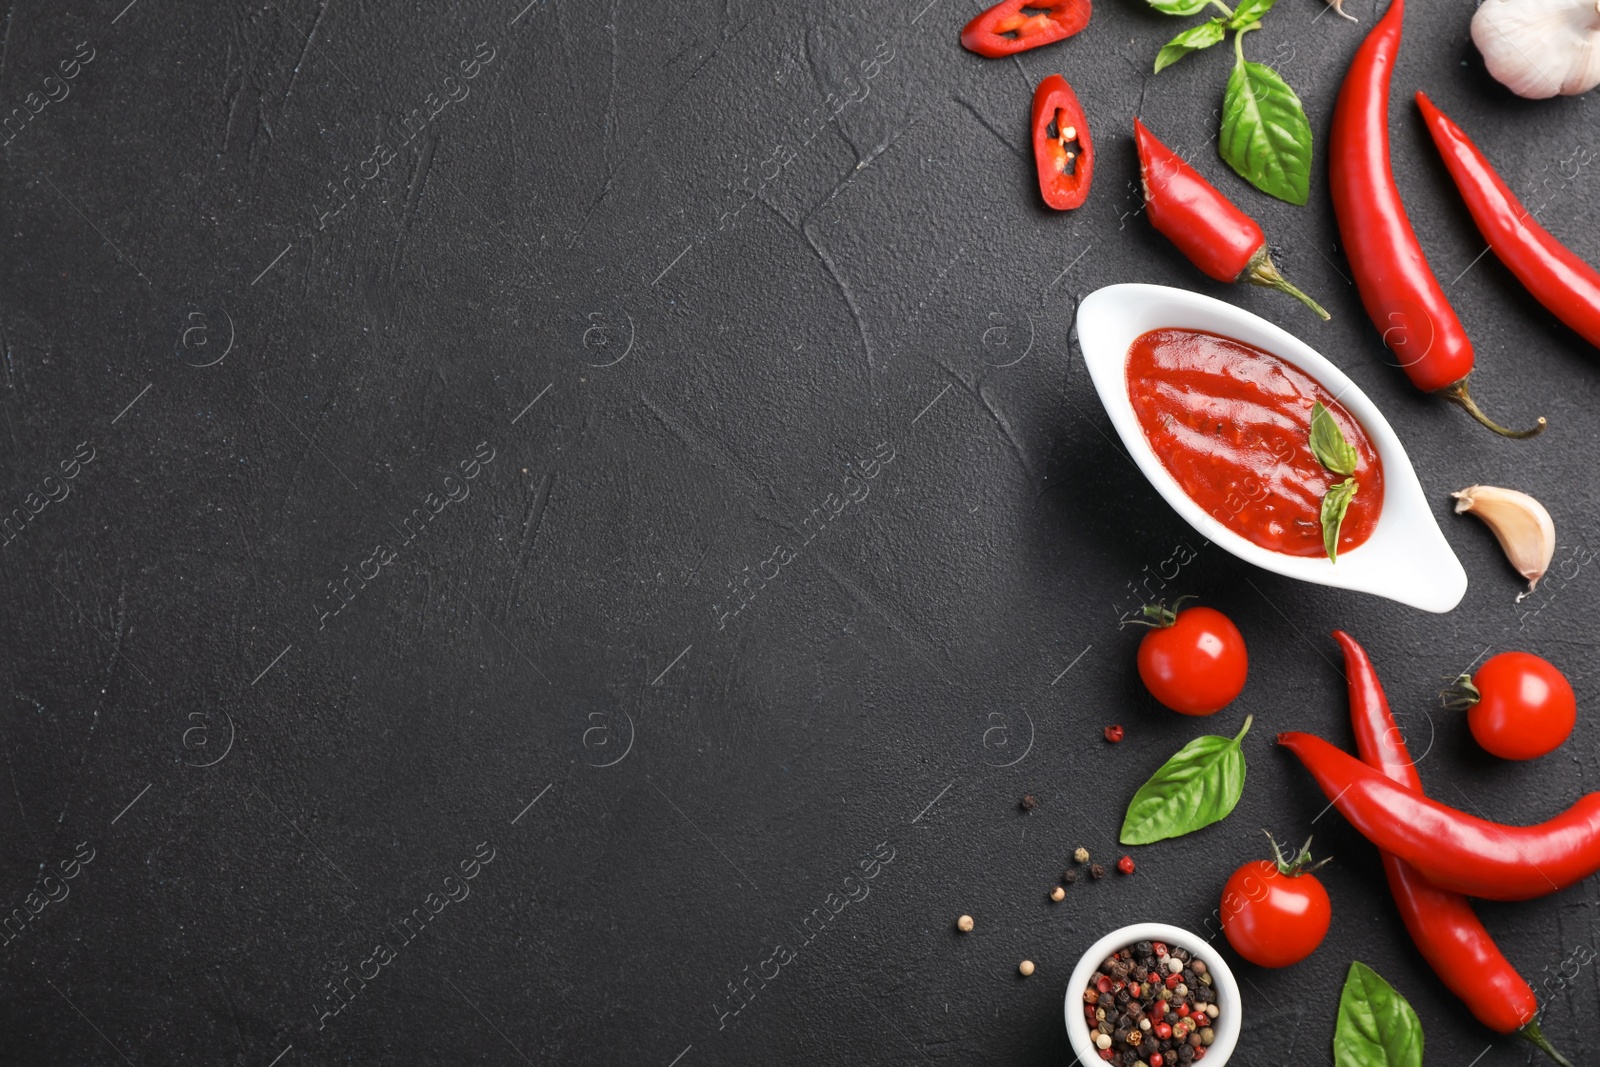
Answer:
top-left (1134, 119), bottom-right (1327, 319)
top-left (1329, 0), bottom-right (1544, 437)
top-left (1277, 729), bottom-right (1600, 900)
top-left (961, 0), bottom-right (1090, 58)
top-left (1032, 75), bottom-right (1092, 210)
top-left (1416, 92), bottom-right (1600, 353)
top-left (1335, 633), bottom-right (1573, 1066)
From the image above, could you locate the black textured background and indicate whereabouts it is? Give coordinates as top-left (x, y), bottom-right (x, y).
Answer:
top-left (1, 0), bottom-right (1597, 1063)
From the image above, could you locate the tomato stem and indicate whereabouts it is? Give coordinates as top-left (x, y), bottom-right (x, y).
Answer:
top-left (1265, 828), bottom-right (1332, 877)
top-left (1439, 672), bottom-right (1482, 710)
top-left (1122, 594), bottom-right (1198, 630)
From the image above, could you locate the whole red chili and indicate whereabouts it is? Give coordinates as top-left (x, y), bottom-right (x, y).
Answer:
top-left (1032, 75), bottom-right (1093, 210)
top-left (1133, 119), bottom-right (1328, 320)
top-left (1277, 730), bottom-right (1600, 900)
top-left (1103, 724), bottom-right (1124, 743)
top-left (1328, 0), bottom-right (1544, 437)
top-left (1334, 631), bottom-right (1573, 1065)
top-left (961, 0), bottom-right (1090, 58)
top-left (1415, 92), bottom-right (1600, 353)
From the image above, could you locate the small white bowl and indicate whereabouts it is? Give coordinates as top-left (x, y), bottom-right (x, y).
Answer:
top-left (1075, 283), bottom-right (1467, 614)
top-left (1064, 922), bottom-right (1241, 1066)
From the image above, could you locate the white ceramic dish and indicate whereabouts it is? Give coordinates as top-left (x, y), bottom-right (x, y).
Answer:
top-left (1064, 921), bottom-right (1241, 1067)
top-left (1075, 283), bottom-right (1466, 614)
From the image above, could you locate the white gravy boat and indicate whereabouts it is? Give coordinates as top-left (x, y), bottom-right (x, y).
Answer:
top-left (1075, 283), bottom-right (1466, 614)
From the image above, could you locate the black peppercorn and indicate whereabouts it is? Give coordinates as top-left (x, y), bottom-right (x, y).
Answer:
top-left (1090, 863), bottom-right (1107, 879)
top-left (1019, 793), bottom-right (1037, 811)
top-left (1135, 941), bottom-right (1153, 957)
top-left (1062, 868), bottom-right (1080, 884)
top-left (1178, 1045), bottom-right (1195, 1063)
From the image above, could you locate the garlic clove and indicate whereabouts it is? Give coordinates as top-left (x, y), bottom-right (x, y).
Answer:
top-left (1471, 0), bottom-right (1600, 99)
top-left (1452, 485), bottom-right (1556, 596)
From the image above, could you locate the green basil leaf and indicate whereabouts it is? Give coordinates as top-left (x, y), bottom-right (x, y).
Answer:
top-left (1310, 401), bottom-right (1359, 476)
top-left (1120, 716), bottom-right (1251, 845)
top-left (1334, 962), bottom-right (1424, 1067)
top-left (1229, 0), bottom-right (1277, 27)
top-left (1155, 19), bottom-right (1228, 73)
top-left (1220, 59), bottom-right (1313, 205)
top-left (1146, 0), bottom-right (1213, 15)
top-left (1321, 477), bottom-right (1358, 563)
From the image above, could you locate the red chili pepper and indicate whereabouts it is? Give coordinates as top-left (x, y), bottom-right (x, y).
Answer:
top-left (1328, 0), bottom-right (1544, 438)
top-left (1133, 119), bottom-right (1328, 320)
top-left (1334, 632), bottom-right (1573, 1065)
top-left (1278, 730), bottom-right (1600, 900)
top-left (961, 0), bottom-right (1090, 58)
top-left (1415, 92), bottom-right (1600, 353)
top-left (1031, 75), bottom-right (1093, 210)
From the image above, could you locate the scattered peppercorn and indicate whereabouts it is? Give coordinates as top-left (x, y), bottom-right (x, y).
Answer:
top-left (1104, 724), bottom-right (1125, 743)
top-left (1019, 959), bottom-right (1036, 977)
top-left (957, 914), bottom-right (975, 933)
top-left (1090, 863), bottom-right (1107, 879)
top-left (1074, 846), bottom-right (1091, 864)
top-left (1051, 886), bottom-right (1066, 902)
top-left (1063, 868), bottom-right (1080, 884)
top-left (1118, 855), bottom-right (1136, 875)
top-left (1020, 793), bottom-right (1037, 811)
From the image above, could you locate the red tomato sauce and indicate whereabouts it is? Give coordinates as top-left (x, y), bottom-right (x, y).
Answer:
top-left (1125, 328), bottom-right (1384, 558)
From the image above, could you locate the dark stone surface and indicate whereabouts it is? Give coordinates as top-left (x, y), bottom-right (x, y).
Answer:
top-left (1, 0), bottom-right (1596, 1062)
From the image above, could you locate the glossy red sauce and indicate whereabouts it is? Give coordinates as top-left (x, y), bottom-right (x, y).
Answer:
top-left (1126, 328), bottom-right (1384, 558)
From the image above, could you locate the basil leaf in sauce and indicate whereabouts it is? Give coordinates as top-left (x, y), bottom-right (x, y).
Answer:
top-left (1321, 478), bottom-right (1358, 563)
top-left (1220, 51), bottom-right (1313, 205)
top-left (1155, 19), bottom-right (1228, 72)
top-left (1334, 962), bottom-right (1424, 1067)
top-left (1120, 716), bottom-right (1251, 845)
top-left (1310, 401), bottom-right (1359, 476)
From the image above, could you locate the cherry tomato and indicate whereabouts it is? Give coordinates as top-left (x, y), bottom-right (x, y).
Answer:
top-left (1219, 841), bottom-right (1331, 968)
top-left (1137, 603), bottom-right (1247, 715)
top-left (1455, 651), bottom-right (1575, 761)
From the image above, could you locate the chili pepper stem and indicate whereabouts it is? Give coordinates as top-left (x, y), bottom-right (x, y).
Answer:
top-left (1442, 380), bottom-right (1547, 439)
top-left (1244, 248), bottom-right (1331, 320)
top-left (1517, 1020), bottom-right (1575, 1067)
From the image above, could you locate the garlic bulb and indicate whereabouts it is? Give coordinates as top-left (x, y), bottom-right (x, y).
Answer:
top-left (1472, 0), bottom-right (1600, 99)
top-left (1452, 485), bottom-right (1556, 596)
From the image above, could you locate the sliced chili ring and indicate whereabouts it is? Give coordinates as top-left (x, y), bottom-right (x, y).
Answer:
top-left (1031, 74), bottom-right (1093, 210)
top-left (961, 0), bottom-right (1091, 59)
